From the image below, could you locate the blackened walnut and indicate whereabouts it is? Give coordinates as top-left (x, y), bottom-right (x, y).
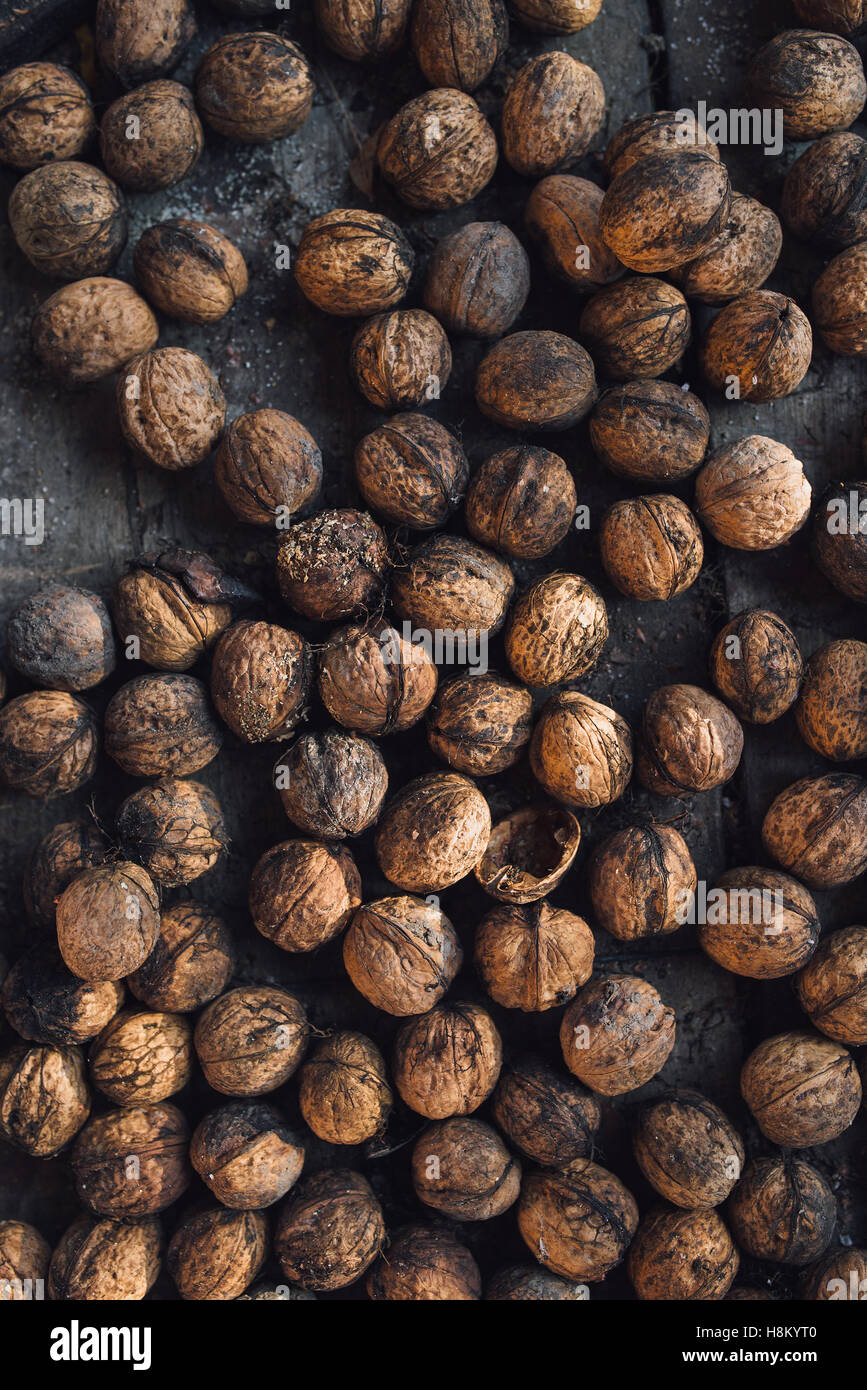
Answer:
top-left (697, 436), bottom-right (812, 550)
top-left (728, 1156), bottom-right (835, 1265)
top-left (474, 901), bottom-right (593, 1011)
top-left (118, 348), bottom-right (226, 470)
top-left (710, 609), bottom-right (803, 723)
top-left (249, 840), bottom-right (361, 953)
top-left (475, 330), bottom-right (597, 430)
top-left (318, 621), bottom-right (437, 734)
top-left (211, 620), bottom-right (311, 743)
top-left (637, 684), bottom-right (744, 797)
top-left (796, 638), bottom-right (867, 759)
top-left (134, 219), bottom-right (248, 324)
top-left (505, 572), bottom-right (608, 687)
top-left (276, 1170), bottom-right (385, 1292)
top-left (96, 0), bottom-right (195, 88)
top-left (354, 413), bottom-right (467, 529)
top-left (2, 946), bottom-right (124, 1046)
top-left (350, 311), bottom-right (452, 412)
top-left (501, 51), bottom-right (605, 177)
top-left (343, 895), bottom-right (462, 1015)
top-left (411, 0), bottom-right (507, 90)
top-left (600, 495), bottom-right (703, 601)
top-left (315, 0), bottom-right (411, 60)
top-left (600, 151), bottom-right (730, 274)
top-left (71, 1102), bottom-right (190, 1217)
top-left (518, 1159), bottom-right (638, 1282)
top-left (589, 824), bottom-right (697, 942)
top-left (700, 290), bottom-right (813, 401)
top-left (32, 277), bottom-right (158, 385)
top-left (747, 30), bottom-right (866, 140)
top-left (112, 552), bottom-right (233, 671)
top-left (0, 63), bottom-right (95, 170)
top-left (7, 585), bottom-right (116, 691)
top-left (23, 818), bottom-right (108, 929)
top-left (50, 1215), bottom-right (162, 1301)
top-left (812, 242), bottom-right (867, 355)
top-left (700, 866), bottom-right (820, 981)
top-left (168, 1208), bottom-right (266, 1301)
top-left (0, 1042), bottom-right (89, 1156)
top-left (391, 534), bottom-right (513, 636)
top-left (590, 381), bottom-right (709, 483)
top-left (195, 986), bottom-right (307, 1096)
top-left (117, 778), bottom-right (228, 887)
top-left (0, 691), bottom-right (98, 798)
top-left (191, 1102), bottom-right (304, 1209)
top-left (465, 445), bottom-right (576, 558)
top-left (628, 1207), bottom-right (738, 1301)
top-left (195, 32), bottom-right (313, 142)
top-left (427, 672), bottom-right (532, 775)
top-left (579, 277), bottom-right (691, 379)
top-left (762, 772), bottom-right (867, 888)
top-left (277, 730), bottom-right (388, 837)
top-left (393, 1002), bottom-right (502, 1118)
top-left (530, 691), bottom-right (632, 809)
top-left (669, 192), bottom-right (782, 304)
top-left (524, 174), bottom-right (623, 292)
top-left (9, 162), bottom-right (126, 279)
top-left (474, 804), bottom-right (580, 903)
top-left (781, 132), bottom-right (867, 247)
top-left (277, 509), bottom-right (389, 622)
top-left (216, 409), bottom-right (321, 526)
top-left (411, 1118), bottom-right (520, 1220)
top-left (295, 210), bottom-right (413, 316)
top-left (377, 89), bottom-right (498, 210)
top-left (492, 1057), bottom-right (601, 1166)
top-left (0, 1220), bottom-right (50, 1300)
top-left (796, 924), bottom-right (867, 1044)
top-left (560, 975), bottom-right (676, 1095)
top-left (99, 80), bottom-right (204, 192)
top-left (105, 674), bottom-right (222, 778)
top-left (740, 1029), bottom-right (861, 1146)
top-left (813, 479), bottom-right (867, 602)
top-left (91, 1009), bottom-right (193, 1106)
top-left (605, 109), bottom-right (720, 180)
top-left (485, 1266), bottom-right (587, 1299)
top-left (127, 902), bottom-right (235, 1013)
top-left (366, 1223), bottom-right (481, 1300)
top-left (423, 222), bottom-right (530, 338)
top-left (375, 772), bottom-right (491, 893)
top-left (633, 1090), bottom-right (744, 1207)
top-left (298, 1032), bottom-right (392, 1144)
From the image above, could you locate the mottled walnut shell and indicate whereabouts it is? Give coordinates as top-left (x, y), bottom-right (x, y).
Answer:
top-left (669, 192), bottom-right (782, 304)
top-left (127, 902), bottom-right (235, 1013)
top-left (0, 691), bottom-right (98, 798)
top-left (211, 620), bottom-right (311, 744)
top-left (423, 221), bottom-right (530, 338)
top-left (637, 683), bottom-right (744, 797)
top-left (249, 840), bottom-right (361, 953)
top-left (485, 1265), bottom-right (588, 1299)
top-left (0, 63), bottom-right (95, 170)
top-left (633, 1090), bottom-right (744, 1208)
top-left (0, 1220), bottom-right (50, 1300)
top-left (393, 1002), bottom-right (502, 1118)
top-left (318, 621), bottom-right (437, 735)
top-left (354, 412), bottom-right (467, 528)
top-left (350, 311), bottom-right (452, 411)
top-left (7, 584), bottom-right (116, 691)
top-left (112, 558), bottom-right (232, 671)
top-left (23, 818), bottom-right (109, 929)
top-left (474, 900), bottom-right (593, 1010)
top-left (518, 1158), bottom-right (638, 1282)
top-left (343, 895), bottom-right (462, 1015)
top-left (525, 174), bottom-right (623, 291)
top-left (806, 1248), bottom-right (867, 1300)
top-left (0, 1043), bottom-right (89, 1155)
top-left (90, 1009), bottom-right (193, 1106)
top-left (465, 445), bottom-right (576, 557)
top-left (117, 777), bottom-right (228, 887)
top-left (600, 151), bottom-right (730, 273)
top-left (604, 109), bottom-right (720, 179)
top-left (9, 161), bottom-right (126, 279)
top-left (50, 1215), bottom-right (162, 1301)
top-left (762, 772), bottom-right (867, 888)
top-left (71, 1101), bottom-right (190, 1217)
top-left (99, 80), bottom-right (203, 192)
top-left (411, 0), bottom-right (507, 90)
top-left (728, 1156), bottom-right (835, 1265)
top-left (781, 132), bottom-right (867, 247)
top-left (118, 348), bottom-right (225, 470)
top-left (590, 380), bottom-right (709, 483)
top-left (492, 1057), bottom-right (601, 1166)
top-left (133, 219), bottom-right (247, 324)
top-left (2, 946), bottom-right (124, 1046)
top-left (579, 277), bottom-right (691, 379)
top-left (278, 729), bottom-right (387, 837)
top-left (600, 494), bottom-right (703, 601)
top-left (501, 51), bottom-right (605, 177)
top-left (427, 671), bottom-right (532, 775)
top-left (628, 1207), bottom-right (738, 1301)
top-left (412, 1117), bottom-right (520, 1220)
top-left (530, 692), bottom-right (632, 810)
top-left (560, 975), bottom-right (676, 1095)
top-left (299, 1032), bottom-right (392, 1144)
top-left (191, 1102), bottom-right (304, 1208)
top-left (295, 209), bottom-right (413, 316)
top-left (740, 1029), bottom-right (861, 1146)
top-left (237, 1282), bottom-right (316, 1301)
top-left (812, 478), bottom-right (867, 602)
top-left (700, 290), bottom-right (813, 401)
top-left (747, 30), bottom-right (866, 140)
top-left (277, 509), bottom-right (389, 622)
top-left (812, 241), bottom-right (867, 355)
top-left (168, 1208), bottom-right (266, 1301)
top-left (105, 673), bottom-right (222, 777)
top-left (505, 572), bottom-right (608, 687)
top-left (195, 32), bottom-right (313, 142)
top-left (589, 824), bottom-right (697, 942)
top-left (366, 1223), bottom-right (480, 1300)
top-left (375, 772), bottom-right (491, 893)
top-left (475, 329), bottom-right (597, 430)
top-left (57, 861), bottom-right (161, 990)
top-left (512, 0), bottom-right (602, 28)
top-left (195, 986), bottom-right (307, 1096)
top-left (96, 0), bottom-right (195, 87)
top-left (215, 409), bottom-right (322, 526)
top-left (377, 89), bottom-right (498, 210)
top-left (392, 534), bottom-right (514, 638)
top-left (276, 1170), bottom-right (385, 1291)
top-left (474, 803), bottom-right (580, 903)
top-left (792, 0), bottom-right (867, 33)
top-left (32, 277), bottom-right (158, 385)
top-left (796, 924), bottom-right (867, 1044)
top-left (315, 0), bottom-right (411, 60)
top-left (710, 609), bottom-right (803, 723)
top-left (796, 638), bottom-right (867, 759)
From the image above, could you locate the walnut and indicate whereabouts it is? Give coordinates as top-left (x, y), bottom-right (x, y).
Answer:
top-left (812, 478), bottom-right (867, 602)
top-left (9, 161), bottom-right (127, 279)
top-left (105, 673), bottom-right (222, 778)
top-left (127, 902), bottom-right (235, 1013)
top-left (740, 1029), bottom-right (862, 1146)
top-left (6, 584), bottom-right (116, 691)
top-left (23, 818), bottom-right (109, 929)
top-left (95, 0), bottom-right (195, 87)
top-left (560, 975), bottom-right (676, 1095)
top-left (354, 412), bottom-right (468, 529)
top-left (530, 691), bottom-right (633, 809)
top-left (90, 1009), bottom-right (193, 1106)
top-left (391, 535), bottom-right (514, 636)
top-left (276, 1170), bottom-right (385, 1291)
top-left (466, 444), bottom-right (577, 558)
top-left (812, 241), bottom-right (867, 355)
top-left (295, 209), bottom-right (414, 316)
top-left (762, 772), bottom-right (867, 888)
top-left (0, 691), bottom-right (98, 798)
top-left (319, 621), bottom-right (437, 735)
top-left (117, 778), bottom-right (228, 887)
top-left (32, 277), bottom-right (158, 385)
top-left (366, 1223), bottom-right (481, 1300)
top-left (195, 32), bottom-right (313, 142)
top-left (117, 348), bottom-right (226, 470)
top-left (485, 1265), bottom-right (588, 1300)
top-left (378, 89), bottom-right (498, 209)
top-left (796, 638), bottom-right (867, 759)
top-left (632, 1090), bottom-right (744, 1207)
top-left (492, 1056), bottom-right (601, 1166)
top-left (781, 131), bottom-right (867, 247)
top-left (599, 150), bottom-right (731, 273)
top-left (0, 63), bottom-right (95, 170)
top-left (579, 276), bottom-right (691, 378)
top-left (277, 509), bottom-right (390, 622)
top-left (249, 839), bottom-right (361, 952)
top-left (709, 609), bottom-right (804, 723)
top-left (637, 683), bottom-right (744, 797)
top-left (423, 222), bottom-right (530, 338)
top-left (518, 1159), bottom-right (639, 1281)
top-left (806, 1248), bottom-right (867, 1301)
top-left (795, 924), bottom-right (867, 1044)
top-left (792, 0), bottom-right (867, 33)
top-left (0, 1220), bottom-right (50, 1300)
top-left (504, 572), bottom-right (608, 687)
top-left (600, 494), bottom-right (703, 600)
top-left (375, 772), bottom-right (491, 893)
top-left (2, 946), bottom-right (124, 1046)
top-left (410, 0), bottom-right (508, 90)
top-left (315, 0), bottom-right (412, 60)
top-left (669, 192), bottom-right (782, 304)
top-left (71, 1102), bottom-right (190, 1217)
top-left (99, 80), bottom-right (204, 192)
top-left (215, 409), bottom-right (322, 526)
top-left (728, 1156), bottom-right (836, 1265)
top-left (191, 1102), bottom-right (305, 1208)
top-left (194, 986), bottom-right (307, 1096)
top-left (474, 803), bottom-right (580, 903)
top-left (501, 51), bottom-right (605, 177)
top-left (168, 1208), bottom-right (266, 1301)
top-left (427, 672), bottom-right (533, 775)
top-left (133, 219), bottom-right (248, 324)
top-left (210, 620), bottom-right (311, 743)
top-left (700, 290), bottom-right (813, 401)
top-left (298, 1032), bottom-right (392, 1144)
top-left (511, 0), bottom-right (602, 29)
top-left (393, 1002), bottom-right (502, 1117)
top-left (50, 1215), bottom-right (162, 1301)
top-left (474, 900), bottom-right (594, 1010)
top-left (0, 1042), bottom-right (89, 1155)
top-left (589, 824), bottom-right (697, 941)
top-left (343, 895), bottom-right (463, 1015)
top-left (524, 174), bottom-right (624, 292)
top-left (112, 548), bottom-right (233, 671)
top-left (604, 109), bottom-right (720, 179)
top-left (747, 29), bottom-right (866, 140)
top-left (628, 1207), bottom-right (738, 1301)
top-left (277, 729), bottom-right (388, 837)
top-left (411, 1117), bottom-right (520, 1220)
top-left (350, 311), bottom-right (452, 411)
top-left (589, 380), bottom-right (709, 483)
top-left (475, 330), bottom-right (597, 430)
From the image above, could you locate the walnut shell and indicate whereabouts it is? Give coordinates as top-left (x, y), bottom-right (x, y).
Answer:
top-left (50, 1215), bottom-right (162, 1301)
top-left (215, 410), bottom-right (321, 526)
top-left (350, 310), bottom-right (452, 412)
top-left (315, 0), bottom-right (411, 60)
top-left (781, 131), bottom-right (867, 247)
top-left (195, 32), bottom-right (313, 142)
top-left (277, 729), bottom-right (388, 837)
top-left (9, 161), bottom-right (126, 279)
top-left (249, 839), bottom-right (361, 953)
top-left (366, 1223), bottom-right (481, 1300)
top-left (505, 572), bottom-right (608, 687)
top-left (669, 192), bottom-right (782, 304)
top-left (391, 534), bottom-right (514, 637)
top-left (105, 673), bottom-right (222, 777)
top-left (465, 445), bottom-right (577, 557)
top-left (728, 1156), bottom-right (835, 1265)
top-left (492, 1057), bottom-right (601, 1166)
top-left (525, 174), bottom-right (623, 292)
top-left (474, 803), bottom-right (580, 903)
top-left (633, 1090), bottom-right (744, 1208)
top-left (195, 986), bottom-right (307, 1096)
top-left (600, 494), bottom-right (703, 601)
top-left (99, 80), bottom-right (203, 192)
top-left (589, 824), bottom-right (697, 941)
top-left (427, 671), bottom-right (533, 775)
top-left (211, 620), bottom-right (311, 743)
top-left (71, 1101), bottom-right (190, 1217)
top-left (560, 975), bottom-right (676, 1095)
top-left (295, 209), bottom-right (414, 316)
top-left (517, 1158), bottom-right (638, 1282)
top-left (0, 1220), bottom-right (50, 1300)
top-left (579, 276), bottom-right (691, 379)
top-left (792, 0), bottom-right (867, 33)
top-left (747, 29), bottom-right (866, 140)
top-left (604, 109), bottom-right (720, 179)
top-left (133, 218), bottom-right (248, 324)
top-left (318, 621), bottom-right (438, 734)
top-left (23, 818), bottom-right (108, 929)
top-left (127, 902), bottom-right (235, 1013)
top-left (191, 1102), bottom-right (304, 1208)
top-left (812, 241), bottom-right (867, 355)
top-left (637, 683), bottom-right (744, 797)
top-left (117, 348), bottom-right (226, 470)
top-left (412, 1117), bottom-right (520, 1220)
top-left (701, 866), bottom-right (820, 981)
top-left (96, 0), bottom-right (195, 87)
top-left (277, 509), bottom-right (390, 622)
top-left (0, 63), bottom-right (95, 170)
top-left (6, 584), bottom-right (116, 691)
top-left (168, 1208), bottom-right (266, 1301)
top-left (377, 88), bottom-right (498, 210)
top-left (393, 1002), bottom-right (502, 1117)
top-left (485, 1265), bottom-right (588, 1299)
top-left (700, 290), bottom-right (813, 401)
top-left (0, 690), bottom-right (98, 797)
top-left (375, 772), bottom-right (491, 893)
top-left (589, 380), bottom-right (709, 483)
top-left (32, 276), bottom-right (158, 385)
top-left (599, 150), bottom-right (731, 273)
top-left (806, 1248), bottom-right (867, 1300)
top-left (501, 51), bottom-right (605, 177)
top-left (276, 1170), bottom-right (385, 1291)
top-left (117, 777), bottom-right (228, 887)
top-left (628, 1207), bottom-right (738, 1301)
top-left (795, 924), bottom-right (867, 1044)
top-left (740, 1029), bottom-right (861, 1146)
top-left (530, 691), bottom-right (632, 809)
top-left (511, 0), bottom-right (602, 28)
top-left (344, 894), bottom-right (462, 1015)
top-left (298, 1032), bottom-right (392, 1144)
top-left (0, 1042), bottom-right (89, 1155)
top-left (423, 221), bottom-right (530, 338)
top-left (709, 609), bottom-right (803, 723)
top-left (474, 900), bottom-right (593, 1010)
top-left (812, 478), bottom-right (867, 602)
top-left (762, 772), bottom-right (867, 888)
top-left (90, 1009), bottom-right (193, 1106)
top-left (2, 946), bottom-right (124, 1046)
top-left (411, 0), bottom-right (507, 90)
top-left (112, 551), bottom-right (233, 671)
top-left (796, 638), bottom-right (867, 759)
top-left (475, 329), bottom-right (597, 430)
top-left (354, 412), bottom-right (467, 528)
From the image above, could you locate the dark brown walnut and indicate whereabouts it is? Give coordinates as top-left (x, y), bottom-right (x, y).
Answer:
top-left (600, 151), bottom-right (730, 274)
top-left (23, 818), bottom-right (108, 929)
top-left (492, 1057), bottom-right (601, 1166)
top-left (117, 778), bottom-right (228, 888)
top-left (215, 409), bottom-right (322, 526)
top-left (195, 32), bottom-right (313, 142)
top-left (117, 348), bottom-right (226, 470)
top-left (792, 0), bottom-right (867, 32)
top-left (465, 445), bottom-right (576, 559)
top-left (354, 413), bottom-right (468, 529)
top-left (249, 839), bottom-right (361, 953)
top-left (427, 672), bottom-right (532, 776)
top-left (501, 51), bottom-right (605, 177)
top-left (9, 161), bottom-right (126, 279)
top-left (7, 585), bottom-right (116, 691)
top-left (96, 0), bottom-right (195, 87)
top-left (633, 1090), bottom-right (744, 1208)
top-left (277, 1170), bottom-right (385, 1292)
top-left (812, 242), bottom-right (867, 355)
top-left (295, 210), bottom-right (413, 316)
top-left (669, 192), bottom-right (782, 304)
top-left (350, 311), bottom-right (452, 412)
top-left (423, 221), bottom-right (530, 338)
top-left (782, 132), bottom-right (867, 248)
top-left (49, 1215), bottom-right (162, 1301)
top-left (628, 1207), bottom-right (739, 1301)
top-left (747, 30), bottom-right (866, 140)
top-left (0, 1042), bottom-right (89, 1155)
top-left (710, 609), bottom-right (803, 723)
top-left (560, 975), bottom-right (676, 1096)
top-left (700, 290), bottom-right (813, 401)
top-left (475, 330), bottom-right (597, 431)
top-left (796, 924), bottom-right (867, 1044)
top-left (697, 437), bottom-right (812, 550)
top-left (133, 219), bottom-right (248, 324)
top-left (112, 550), bottom-right (233, 672)
top-left (698, 867), bottom-right (820, 981)
top-left (393, 1002), bottom-right (502, 1118)
top-left (796, 638), bottom-right (867, 759)
top-left (105, 674), bottom-right (222, 778)
top-left (812, 478), bottom-right (867, 602)
top-left (604, 109), bottom-right (720, 179)
top-left (315, 0), bottom-right (411, 60)
top-left (412, 0), bottom-right (507, 90)
top-left (277, 729), bottom-right (388, 837)
top-left (600, 495), bottom-right (703, 601)
top-left (32, 277), bottom-right (158, 385)
top-left (391, 534), bottom-right (513, 636)
top-left (366, 1223), bottom-right (481, 1300)
top-left (127, 902), bottom-right (235, 1013)
top-left (318, 621), bottom-right (437, 735)
top-left (411, 1117), bottom-right (520, 1220)
top-left (637, 683), bottom-right (744, 798)
top-left (505, 572), bottom-right (608, 687)
top-left (512, 0), bottom-right (602, 28)
top-left (579, 277), bottom-right (691, 379)
top-left (590, 381), bottom-right (709, 483)
top-left (343, 895), bottom-right (462, 1015)
top-left (474, 803), bottom-right (580, 903)
top-left (530, 691), bottom-right (632, 810)
top-left (195, 986), bottom-right (307, 1096)
top-left (377, 89), bottom-right (498, 210)
top-left (762, 772), bottom-right (867, 888)
top-left (0, 1220), bottom-right (50, 1300)
top-left (191, 1102), bottom-right (304, 1209)
top-left (474, 900), bottom-right (593, 1010)
top-left (90, 1009), bottom-right (193, 1106)
top-left (71, 1102), bottom-right (189, 1217)
top-left (1, 946), bottom-right (123, 1046)
top-left (485, 1265), bottom-right (588, 1299)
top-left (211, 620), bottom-right (311, 744)
top-left (728, 1157), bottom-right (835, 1266)
top-left (518, 1159), bottom-right (638, 1282)
top-left (740, 1029), bottom-right (862, 1146)
top-left (524, 174), bottom-right (623, 292)
top-left (298, 1032), bottom-right (392, 1144)
top-left (0, 63), bottom-right (95, 170)
top-left (804, 1248), bottom-right (867, 1301)
top-left (0, 691), bottom-right (98, 798)
top-left (168, 1208), bottom-right (266, 1301)
top-left (99, 80), bottom-right (203, 192)
top-left (589, 824), bottom-right (697, 942)
top-left (277, 509), bottom-right (389, 622)
top-left (375, 772), bottom-right (491, 893)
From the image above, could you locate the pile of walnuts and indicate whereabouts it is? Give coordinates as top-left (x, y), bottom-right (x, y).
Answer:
top-left (0, 0), bottom-right (866, 1305)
